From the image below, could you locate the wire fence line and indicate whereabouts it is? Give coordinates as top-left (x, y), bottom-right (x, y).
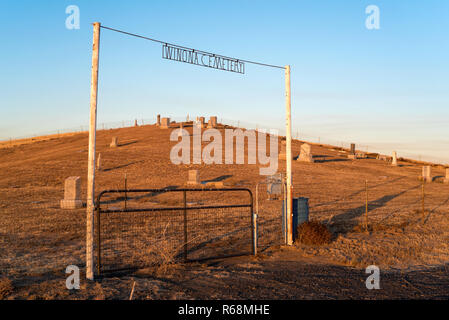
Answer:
top-left (1, 116), bottom-right (446, 165)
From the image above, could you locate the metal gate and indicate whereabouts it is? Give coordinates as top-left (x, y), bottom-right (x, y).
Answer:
top-left (95, 188), bottom-right (255, 275)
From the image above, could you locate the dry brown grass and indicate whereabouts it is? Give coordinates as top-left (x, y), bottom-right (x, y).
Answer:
top-left (0, 277), bottom-right (14, 299)
top-left (296, 221), bottom-right (332, 246)
top-left (2, 122), bottom-right (449, 299)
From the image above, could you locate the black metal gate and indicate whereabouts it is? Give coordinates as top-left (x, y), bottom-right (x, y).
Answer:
top-left (95, 188), bottom-right (254, 275)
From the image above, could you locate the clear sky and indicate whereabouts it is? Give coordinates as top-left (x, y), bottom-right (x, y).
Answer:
top-left (0, 0), bottom-right (448, 163)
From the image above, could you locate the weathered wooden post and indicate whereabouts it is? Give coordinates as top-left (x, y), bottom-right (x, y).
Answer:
top-left (365, 180), bottom-right (368, 232)
top-left (86, 22), bottom-right (100, 280)
top-left (285, 65), bottom-right (293, 245)
top-left (422, 180), bottom-right (425, 219)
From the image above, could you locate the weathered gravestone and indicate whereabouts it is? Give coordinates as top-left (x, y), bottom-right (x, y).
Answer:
top-left (266, 173), bottom-right (283, 200)
top-left (187, 170), bottom-right (200, 185)
top-left (160, 117), bottom-right (170, 129)
top-left (278, 140), bottom-right (287, 160)
top-left (60, 176), bottom-right (83, 209)
top-left (347, 143), bottom-right (357, 159)
top-left (422, 166), bottom-right (432, 182)
top-left (296, 143), bottom-right (314, 163)
top-left (350, 143), bottom-right (356, 154)
top-left (392, 151), bottom-right (398, 166)
top-left (110, 137), bottom-right (118, 148)
top-left (208, 116), bottom-right (218, 128)
top-left (96, 153), bottom-right (101, 171)
top-left (156, 114), bottom-right (161, 126)
top-left (199, 117), bottom-right (206, 128)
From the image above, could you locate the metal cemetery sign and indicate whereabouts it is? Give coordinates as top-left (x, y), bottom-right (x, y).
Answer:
top-left (162, 43), bottom-right (245, 74)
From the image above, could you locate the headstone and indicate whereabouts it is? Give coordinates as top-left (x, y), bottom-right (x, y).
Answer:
top-left (187, 170), bottom-right (200, 185)
top-left (199, 117), bottom-right (206, 128)
top-left (266, 173), bottom-right (283, 200)
top-left (60, 177), bottom-right (83, 209)
top-left (110, 137), bottom-right (118, 148)
top-left (279, 140), bottom-right (286, 160)
top-left (350, 143), bottom-right (356, 155)
top-left (160, 117), bottom-right (170, 129)
top-left (422, 166), bottom-right (432, 182)
top-left (156, 114), bottom-right (161, 126)
top-left (208, 116), bottom-right (217, 128)
top-left (134, 119), bottom-right (138, 127)
top-left (444, 168), bottom-right (449, 184)
top-left (96, 153), bottom-right (101, 171)
top-left (392, 151), bottom-right (398, 166)
top-left (296, 143), bottom-right (314, 163)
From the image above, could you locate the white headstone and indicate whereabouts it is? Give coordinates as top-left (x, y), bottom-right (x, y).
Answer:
top-left (160, 117), bottom-right (170, 129)
top-left (392, 151), bottom-right (398, 166)
top-left (110, 137), bottom-right (118, 148)
top-left (297, 143), bottom-right (314, 163)
top-left (187, 170), bottom-right (200, 185)
top-left (60, 176), bottom-right (83, 209)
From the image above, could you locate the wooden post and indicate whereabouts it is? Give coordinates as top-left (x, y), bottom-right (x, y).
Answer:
top-left (124, 173), bottom-right (128, 210)
top-left (86, 22), bottom-right (100, 280)
top-left (422, 180), bottom-right (425, 219)
top-left (365, 180), bottom-right (368, 232)
top-left (285, 65), bottom-right (293, 245)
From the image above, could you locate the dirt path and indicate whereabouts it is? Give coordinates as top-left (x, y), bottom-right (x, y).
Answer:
top-left (6, 248), bottom-right (449, 300)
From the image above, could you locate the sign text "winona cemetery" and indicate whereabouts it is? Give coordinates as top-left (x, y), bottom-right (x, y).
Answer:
top-left (162, 44), bottom-right (245, 74)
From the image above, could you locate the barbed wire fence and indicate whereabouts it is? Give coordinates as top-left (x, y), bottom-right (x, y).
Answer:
top-left (1, 116), bottom-right (447, 165)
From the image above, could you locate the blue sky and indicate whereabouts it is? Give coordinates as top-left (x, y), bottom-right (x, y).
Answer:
top-left (0, 0), bottom-right (448, 163)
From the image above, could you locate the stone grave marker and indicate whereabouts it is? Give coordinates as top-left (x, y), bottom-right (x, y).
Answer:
top-left (160, 117), bottom-right (170, 129)
top-left (392, 151), bottom-right (398, 166)
top-left (297, 143), bottom-right (314, 163)
top-left (60, 176), bottom-right (83, 209)
top-left (110, 137), bottom-right (118, 148)
top-left (96, 153), bottom-right (101, 171)
top-left (187, 170), bottom-right (200, 185)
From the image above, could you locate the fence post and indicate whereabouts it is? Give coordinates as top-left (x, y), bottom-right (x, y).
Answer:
top-left (252, 212), bottom-right (258, 256)
top-left (422, 180), bottom-right (425, 219)
top-left (96, 204), bottom-right (101, 277)
top-left (365, 180), bottom-right (368, 232)
top-left (183, 190), bottom-right (188, 261)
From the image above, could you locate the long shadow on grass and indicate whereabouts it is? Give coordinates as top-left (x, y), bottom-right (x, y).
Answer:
top-left (330, 183), bottom-right (421, 233)
top-left (313, 176), bottom-right (406, 209)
